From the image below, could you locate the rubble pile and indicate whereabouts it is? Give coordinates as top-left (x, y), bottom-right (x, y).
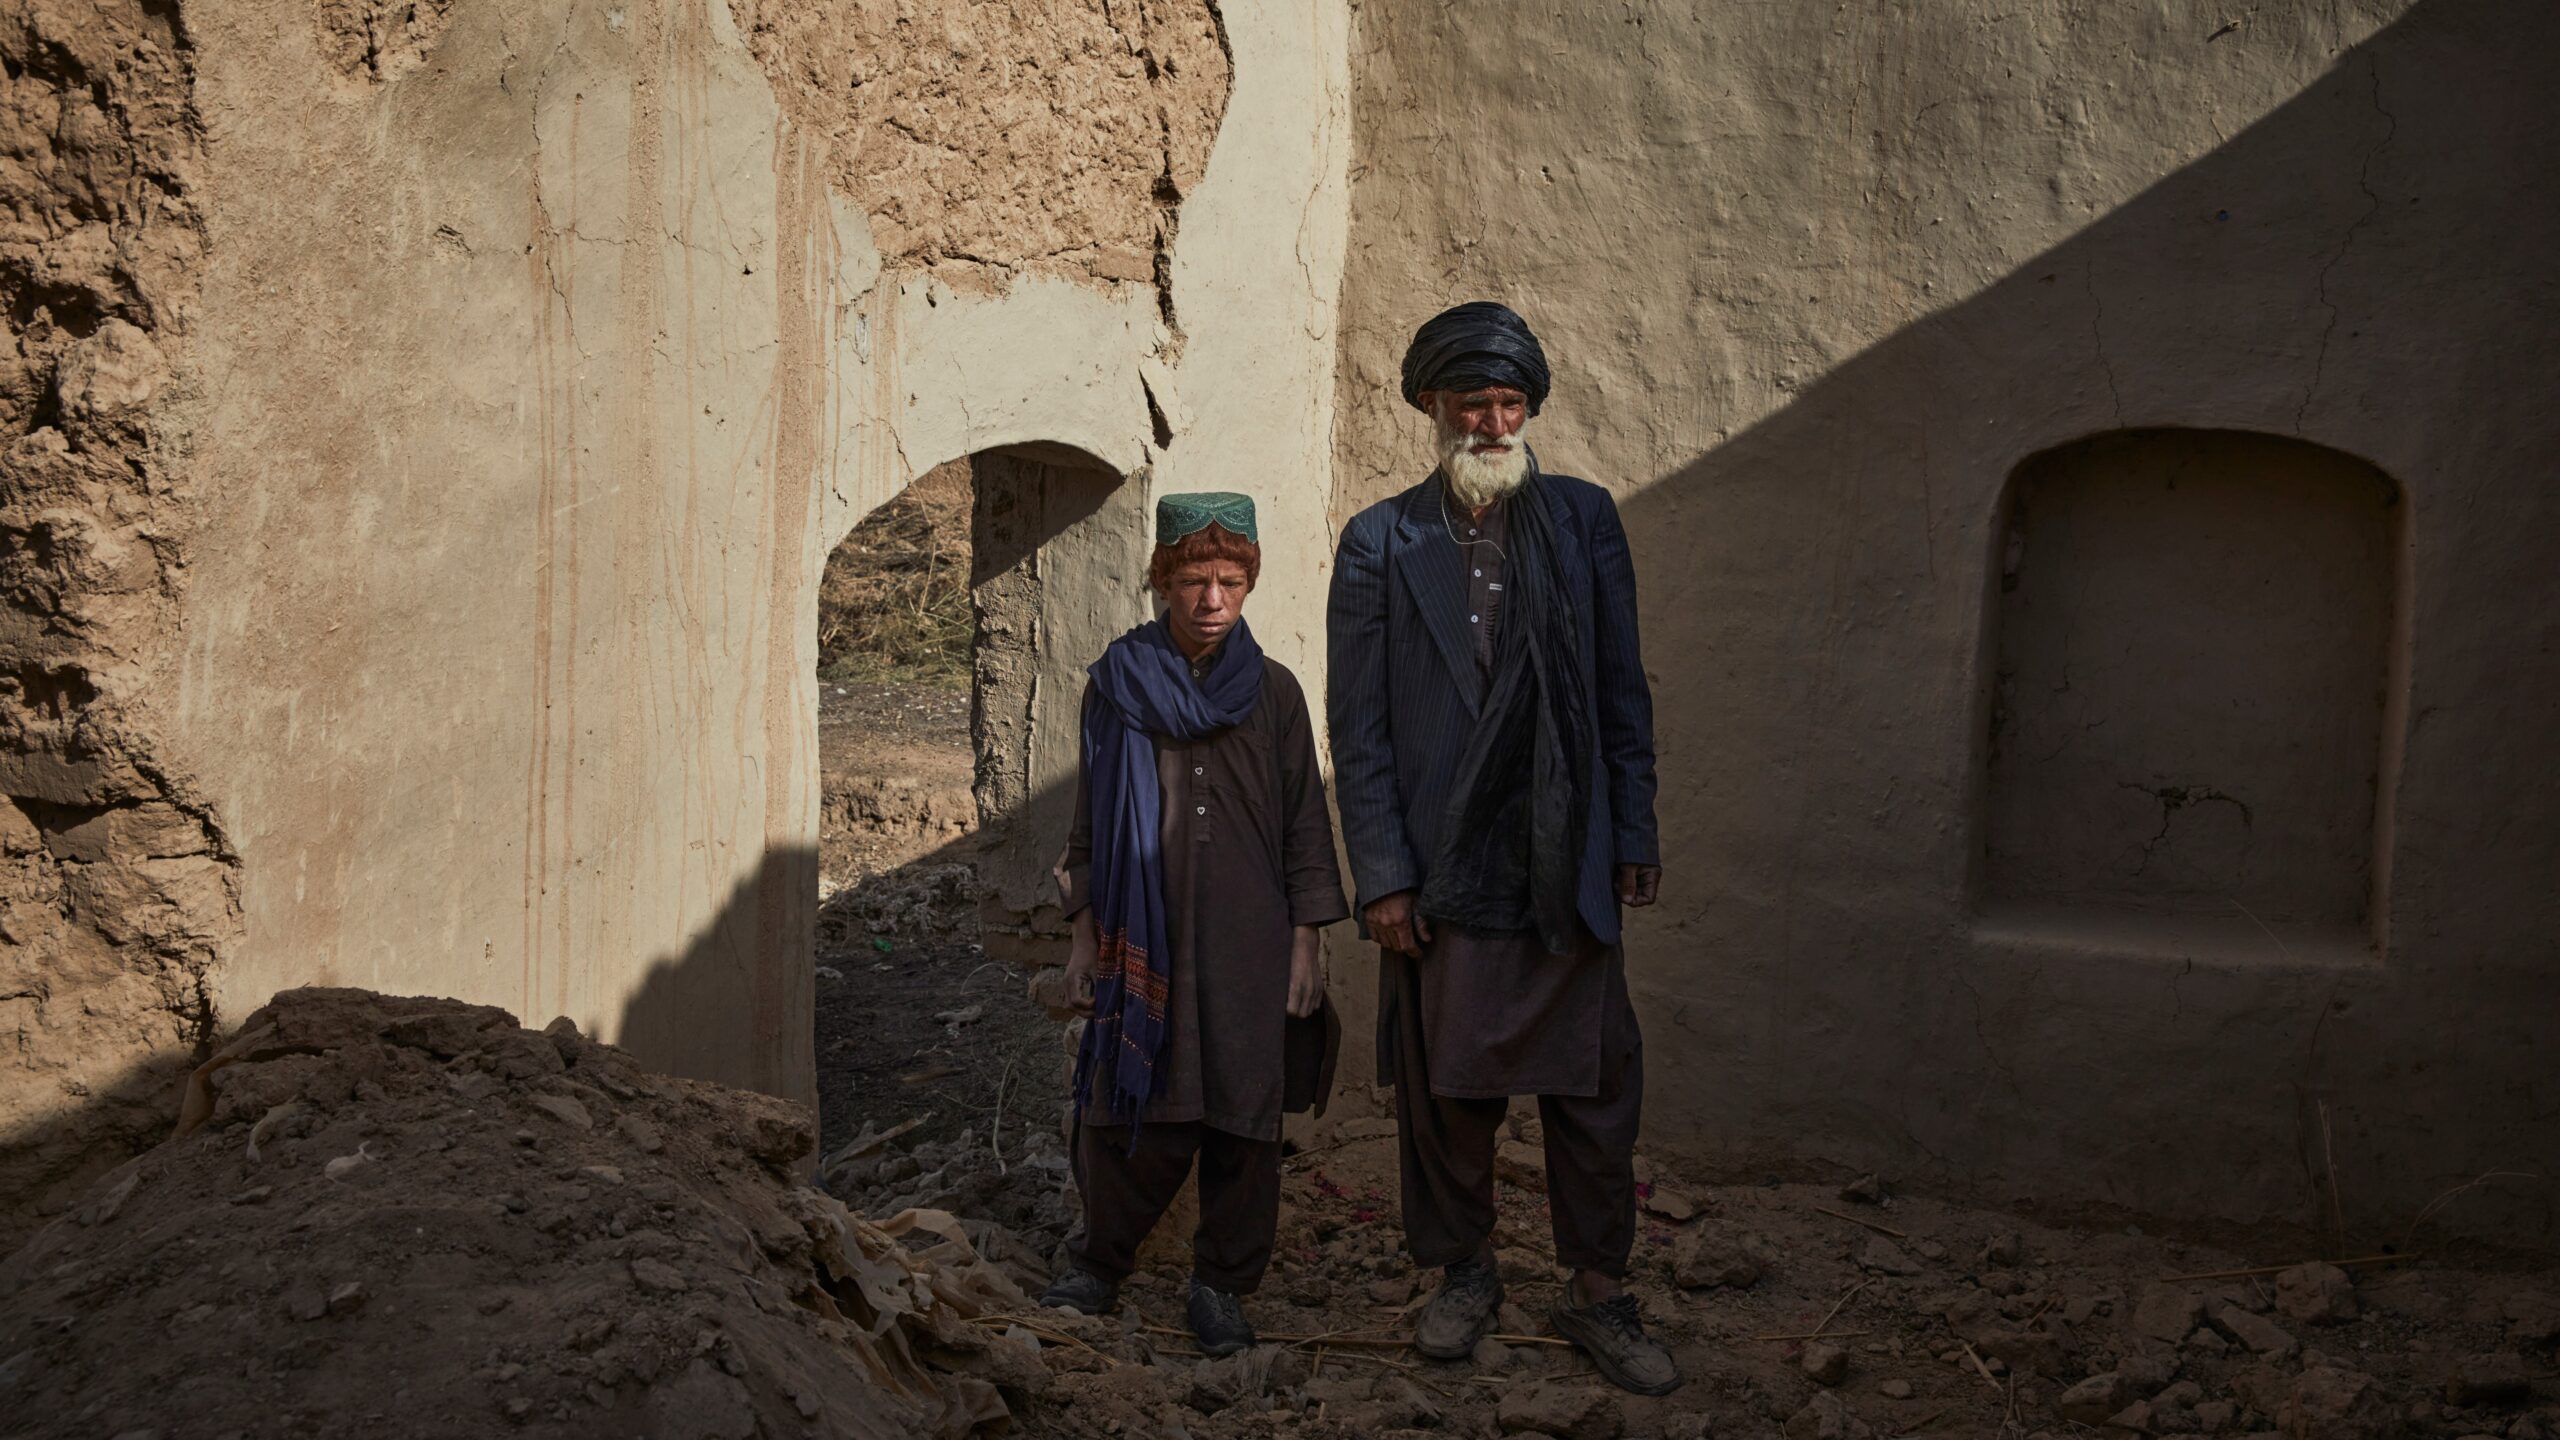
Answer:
top-left (0, 990), bottom-right (1042, 1439)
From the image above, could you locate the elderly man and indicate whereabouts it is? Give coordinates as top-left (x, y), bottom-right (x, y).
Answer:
top-left (1326, 302), bottom-right (1674, 1394)
top-left (1043, 493), bottom-right (1350, 1359)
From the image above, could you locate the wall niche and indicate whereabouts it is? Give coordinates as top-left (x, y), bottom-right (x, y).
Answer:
top-left (1979, 429), bottom-right (2402, 947)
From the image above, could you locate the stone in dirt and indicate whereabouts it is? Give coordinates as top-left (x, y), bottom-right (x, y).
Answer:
top-left (1802, 1340), bottom-right (1850, 1385)
top-left (2132, 1284), bottom-right (2207, 1343)
top-left (2112, 1351), bottom-right (2176, 1397)
top-left (1855, 1236), bottom-right (1923, 1276)
top-left (1186, 1347), bottom-right (1306, 1411)
top-left (1784, 1391), bottom-right (1876, 1440)
top-left (1673, 1223), bottom-right (1772, 1290)
top-left (1497, 1382), bottom-right (1625, 1440)
top-left (1877, 1377), bottom-right (1913, 1399)
top-left (2275, 1261), bottom-right (2359, 1324)
top-left (2211, 1302), bottom-right (2300, 1358)
top-left (2503, 1291), bottom-right (2560, 1346)
top-left (1838, 1174), bottom-right (1886, 1204)
top-left (2443, 1352), bottom-right (2532, 1407)
top-left (1371, 1375), bottom-right (1442, 1428)
top-left (1496, 1139), bottom-right (1550, 1193)
top-left (1642, 1185), bottom-right (1704, 1222)
top-left (2058, 1371), bottom-right (2129, 1425)
top-left (2281, 1363), bottom-right (2398, 1440)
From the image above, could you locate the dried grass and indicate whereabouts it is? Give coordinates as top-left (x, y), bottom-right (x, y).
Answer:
top-left (821, 478), bottom-right (973, 688)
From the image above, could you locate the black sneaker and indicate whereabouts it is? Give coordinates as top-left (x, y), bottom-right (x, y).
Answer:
top-left (1187, 1280), bottom-right (1256, 1357)
top-left (1039, 1263), bottom-right (1119, 1316)
top-left (1549, 1292), bottom-right (1682, 1395)
top-left (1413, 1255), bottom-right (1505, 1359)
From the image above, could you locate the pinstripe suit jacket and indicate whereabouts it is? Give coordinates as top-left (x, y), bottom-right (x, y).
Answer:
top-left (1325, 471), bottom-right (1660, 946)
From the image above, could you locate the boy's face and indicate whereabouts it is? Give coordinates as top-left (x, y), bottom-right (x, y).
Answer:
top-left (1158, 559), bottom-right (1251, 655)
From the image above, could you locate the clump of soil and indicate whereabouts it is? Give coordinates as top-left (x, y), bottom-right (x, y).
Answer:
top-left (0, 989), bottom-right (1040, 1439)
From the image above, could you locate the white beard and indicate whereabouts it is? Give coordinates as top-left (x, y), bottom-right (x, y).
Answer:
top-left (1435, 414), bottom-right (1531, 509)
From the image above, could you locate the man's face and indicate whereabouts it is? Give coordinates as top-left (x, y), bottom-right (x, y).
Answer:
top-left (1428, 387), bottom-right (1530, 449)
top-left (1426, 386), bottom-right (1532, 506)
top-left (1158, 559), bottom-right (1251, 654)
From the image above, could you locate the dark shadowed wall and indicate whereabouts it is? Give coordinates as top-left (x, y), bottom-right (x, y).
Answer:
top-left (1331, 0), bottom-right (2558, 1244)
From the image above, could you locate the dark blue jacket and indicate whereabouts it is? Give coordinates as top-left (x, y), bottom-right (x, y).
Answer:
top-left (1326, 471), bottom-right (1660, 945)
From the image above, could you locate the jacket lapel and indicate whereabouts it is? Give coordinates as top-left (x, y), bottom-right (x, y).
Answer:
top-left (1392, 477), bottom-right (1485, 717)
top-left (1541, 476), bottom-right (1591, 643)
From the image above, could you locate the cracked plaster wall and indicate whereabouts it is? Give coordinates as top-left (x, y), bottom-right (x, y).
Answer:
top-left (1334, 0), bottom-right (2558, 1242)
top-left (0, 0), bottom-right (238, 1246)
top-left (108, 0), bottom-right (1348, 1133)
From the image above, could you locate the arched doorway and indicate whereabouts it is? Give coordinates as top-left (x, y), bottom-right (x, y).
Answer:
top-left (808, 444), bottom-right (1148, 1183)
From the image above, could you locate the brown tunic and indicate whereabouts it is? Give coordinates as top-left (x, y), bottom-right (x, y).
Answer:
top-left (1058, 654), bottom-right (1349, 1140)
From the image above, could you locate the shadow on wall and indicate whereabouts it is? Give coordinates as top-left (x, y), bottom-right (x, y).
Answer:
top-left (615, 847), bottom-right (822, 1110)
top-left (1615, 1), bottom-right (2557, 1243)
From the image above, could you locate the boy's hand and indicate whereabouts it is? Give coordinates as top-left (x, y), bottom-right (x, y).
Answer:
top-left (1066, 913), bottom-right (1099, 1017)
top-left (1287, 926), bottom-right (1325, 1018)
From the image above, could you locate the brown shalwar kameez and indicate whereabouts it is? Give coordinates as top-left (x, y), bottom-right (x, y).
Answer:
top-left (1383, 491), bottom-right (1646, 1277)
top-left (1057, 652), bottom-right (1348, 1293)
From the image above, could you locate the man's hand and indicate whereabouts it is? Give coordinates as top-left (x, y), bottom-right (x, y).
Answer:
top-left (1615, 864), bottom-right (1662, 909)
top-left (1363, 890), bottom-right (1433, 957)
top-left (1065, 912), bottom-right (1099, 1017)
top-left (1287, 926), bottom-right (1325, 1018)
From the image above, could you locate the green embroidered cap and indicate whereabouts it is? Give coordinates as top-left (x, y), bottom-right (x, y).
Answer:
top-left (1155, 491), bottom-right (1259, 546)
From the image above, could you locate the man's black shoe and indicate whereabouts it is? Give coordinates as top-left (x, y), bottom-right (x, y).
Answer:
top-left (1413, 1255), bottom-right (1505, 1359)
top-left (1039, 1263), bottom-right (1119, 1316)
top-left (1187, 1280), bottom-right (1257, 1357)
top-left (1550, 1291), bottom-right (1683, 1395)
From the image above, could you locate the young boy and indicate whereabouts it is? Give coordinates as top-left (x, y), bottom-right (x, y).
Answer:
top-left (1042, 492), bottom-right (1348, 1355)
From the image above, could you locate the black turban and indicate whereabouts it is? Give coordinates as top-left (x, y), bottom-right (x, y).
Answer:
top-left (1399, 301), bottom-right (1552, 415)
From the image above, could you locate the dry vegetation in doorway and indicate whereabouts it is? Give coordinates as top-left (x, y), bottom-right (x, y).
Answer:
top-left (819, 464), bottom-right (973, 690)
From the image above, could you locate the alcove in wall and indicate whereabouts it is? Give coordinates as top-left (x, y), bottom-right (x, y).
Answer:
top-left (1973, 429), bottom-right (2406, 961)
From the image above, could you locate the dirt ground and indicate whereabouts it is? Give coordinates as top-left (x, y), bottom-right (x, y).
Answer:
top-left (816, 1096), bottom-right (2560, 1440)
top-left (812, 678), bottom-right (1061, 1177)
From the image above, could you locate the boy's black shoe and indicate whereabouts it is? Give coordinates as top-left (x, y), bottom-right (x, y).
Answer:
top-left (1412, 1255), bottom-right (1505, 1359)
top-left (1039, 1263), bottom-right (1119, 1316)
top-left (1187, 1280), bottom-right (1256, 1357)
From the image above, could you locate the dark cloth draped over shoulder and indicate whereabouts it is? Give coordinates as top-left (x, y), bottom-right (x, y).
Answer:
top-left (1400, 301), bottom-right (1553, 415)
top-left (1074, 618), bottom-right (1265, 1126)
top-left (1417, 470), bottom-right (1593, 954)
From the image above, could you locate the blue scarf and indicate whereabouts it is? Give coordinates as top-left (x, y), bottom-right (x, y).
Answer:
top-left (1073, 617), bottom-right (1266, 1125)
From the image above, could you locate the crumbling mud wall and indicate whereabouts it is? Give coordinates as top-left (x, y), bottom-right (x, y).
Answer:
top-left (1334, 0), bottom-right (2560, 1244)
top-left (732, 0), bottom-right (1228, 291)
top-left (0, 0), bottom-right (1351, 1239)
top-left (0, 0), bottom-right (239, 1245)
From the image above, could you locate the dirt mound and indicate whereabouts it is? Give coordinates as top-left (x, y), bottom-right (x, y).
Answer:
top-left (0, 989), bottom-right (1038, 1439)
